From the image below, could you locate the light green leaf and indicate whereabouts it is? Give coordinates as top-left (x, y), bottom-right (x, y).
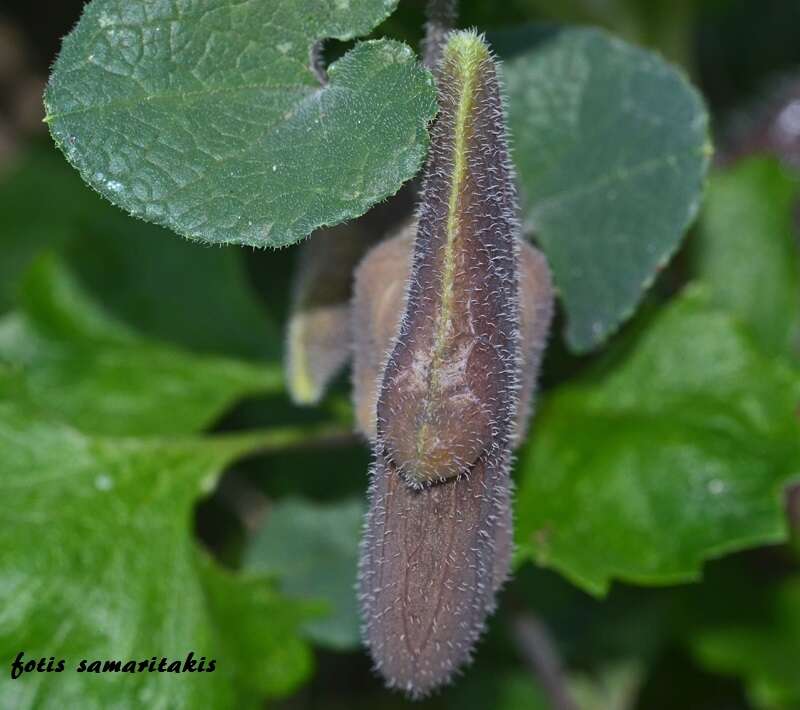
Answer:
top-left (44, 0), bottom-right (437, 247)
top-left (0, 402), bottom-right (317, 709)
top-left (497, 26), bottom-right (710, 351)
top-left (0, 256), bottom-right (282, 436)
top-left (515, 287), bottom-right (800, 595)
top-left (694, 157), bottom-right (800, 358)
top-left (446, 672), bottom-right (550, 710)
top-left (243, 498), bottom-right (364, 650)
top-left (0, 148), bottom-right (280, 359)
top-left (569, 661), bottom-right (644, 710)
top-left (690, 577), bottom-right (800, 709)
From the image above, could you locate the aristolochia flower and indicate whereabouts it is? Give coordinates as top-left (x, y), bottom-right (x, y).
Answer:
top-left (354, 30), bottom-right (554, 697)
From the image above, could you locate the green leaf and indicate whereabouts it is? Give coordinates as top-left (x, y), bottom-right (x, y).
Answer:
top-left (446, 671), bottom-right (550, 710)
top-left (0, 149), bottom-right (86, 313)
top-left (569, 661), bottom-right (644, 710)
top-left (694, 157), bottom-right (800, 358)
top-left (515, 287), bottom-right (800, 595)
top-left (690, 577), bottom-right (800, 709)
top-left (0, 147), bottom-right (280, 359)
top-left (44, 0), bottom-right (437, 247)
top-left (496, 26), bottom-right (711, 351)
top-left (65, 221), bottom-right (282, 361)
top-left (243, 498), bottom-right (364, 650)
top-left (0, 255), bottom-right (282, 436)
top-left (199, 555), bottom-right (321, 700)
top-left (0, 402), bottom-right (316, 709)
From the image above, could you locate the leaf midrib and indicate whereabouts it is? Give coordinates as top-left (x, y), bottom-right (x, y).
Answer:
top-left (45, 81), bottom-right (319, 122)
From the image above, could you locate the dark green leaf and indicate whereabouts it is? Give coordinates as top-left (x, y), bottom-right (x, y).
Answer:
top-left (44, 0), bottom-right (437, 247)
top-left (0, 256), bottom-right (281, 436)
top-left (694, 157), bottom-right (800, 358)
top-left (0, 402), bottom-right (316, 709)
top-left (0, 147), bottom-right (280, 359)
top-left (515, 287), bottom-right (800, 595)
top-left (690, 577), bottom-right (800, 709)
top-left (496, 26), bottom-right (711, 351)
top-left (66, 223), bottom-right (282, 361)
top-left (0, 149), bottom-right (86, 312)
top-left (243, 498), bottom-right (364, 650)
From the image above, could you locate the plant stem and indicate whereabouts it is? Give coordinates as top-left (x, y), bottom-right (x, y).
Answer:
top-left (512, 614), bottom-right (578, 710)
top-left (208, 424), bottom-right (357, 462)
top-left (423, 0), bottom-right (458, 69)
top-left (788, 482), bottom-right (800, 556)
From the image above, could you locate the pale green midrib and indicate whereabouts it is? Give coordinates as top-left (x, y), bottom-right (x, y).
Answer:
top-left (412, 43), bottom-right (485, 472)
top-left (44, 40), bottom-right (415, 123)
top-left (43, 83), bottom-right (316, 123)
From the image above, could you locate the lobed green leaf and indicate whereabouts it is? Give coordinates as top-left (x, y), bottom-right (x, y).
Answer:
top-left (515, 287), bottom-right (800, 595)
top-left (694, 157), bottom-right (800, 359)
top-left (0, 256), bottom-right (281, 436)
top-left (0, 401), bottom-right (317, 709)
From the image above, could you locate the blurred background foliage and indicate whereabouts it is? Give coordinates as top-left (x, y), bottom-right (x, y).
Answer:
top-left (1, 0), bottom-right (799, 708)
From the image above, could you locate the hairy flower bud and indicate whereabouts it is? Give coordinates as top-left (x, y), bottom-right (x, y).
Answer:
top-left (286, 186), bottom-right (414, 405)
top-left (286, 223), bottom-right (374, 405)
top-left (377, 32), bottom-right (520, 489)
top-left (513, 244), bottom-right (554, 444)
top-left (357, 30), bottom-right (554, 697)
top-left (351, 220), bottom-right (415, 439)
top-left (353, 230), bottom-right (553, 444)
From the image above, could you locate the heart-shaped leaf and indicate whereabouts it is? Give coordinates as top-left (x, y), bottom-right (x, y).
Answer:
top-left (45, 0), bottom-right (437, 247)
top-left (496, 26), bottom-right (711, 351)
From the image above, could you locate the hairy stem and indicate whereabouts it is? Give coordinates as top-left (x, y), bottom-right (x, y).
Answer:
top-left (423, 0), bottom-right (458, 69)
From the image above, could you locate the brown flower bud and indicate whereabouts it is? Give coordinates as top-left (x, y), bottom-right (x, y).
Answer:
top-left (285, 223), bottom-right (377, 406)
top-left (357, 30), bottom-right (554, 697)
top-left (376, 34), bottom-right (520, 490)
top-left (286, 186), bottom-right (415, 406)
top-left (351, 220), bottom-right (415, 439)
top-left (352, 229), bottom-right (553, 445)
top-left (359, 448), bottom-right (511, 697)
top-left (513, 244), bottom-right (554, 444)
